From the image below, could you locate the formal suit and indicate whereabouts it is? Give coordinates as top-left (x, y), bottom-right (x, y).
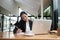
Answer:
top-left (13, 20), bottom-right (33, 33)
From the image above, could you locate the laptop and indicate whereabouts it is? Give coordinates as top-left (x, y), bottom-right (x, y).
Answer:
top-left (32, 19), bottom-right (52, 35)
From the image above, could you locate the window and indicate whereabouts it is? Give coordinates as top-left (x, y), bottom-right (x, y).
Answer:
top-left (43, 6), bottom-right (51, 20)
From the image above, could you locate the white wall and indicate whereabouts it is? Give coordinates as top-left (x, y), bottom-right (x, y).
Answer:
top-left (53, 0), bottom-right (58, 10)
top-left (0, 0), bottom-right (19, 16)
top-left (58, 0), bottom-right (60, 17)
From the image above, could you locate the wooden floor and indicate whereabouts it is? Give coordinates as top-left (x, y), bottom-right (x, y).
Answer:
top-left (0, 30), bottom-right (60, 40)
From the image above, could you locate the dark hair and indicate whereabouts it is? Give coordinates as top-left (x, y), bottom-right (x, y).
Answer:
top-left (20, 11), bottom-right (27, 17)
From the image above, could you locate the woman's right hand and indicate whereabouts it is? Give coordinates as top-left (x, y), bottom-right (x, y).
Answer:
top-left (17, 29), bottom-right (22, 33)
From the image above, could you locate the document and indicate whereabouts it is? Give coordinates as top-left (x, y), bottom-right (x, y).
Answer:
top-left (17, 32), bottom-right (24, 35)
top-left (17, 31), bottom-right (34, 36)
top-left (24, 31), bottom-right (34, 36)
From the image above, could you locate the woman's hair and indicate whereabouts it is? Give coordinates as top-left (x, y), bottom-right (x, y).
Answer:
top-left (20, 11), bottom-right (27, 17)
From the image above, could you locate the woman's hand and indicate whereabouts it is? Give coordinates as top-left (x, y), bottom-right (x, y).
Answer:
top-left (17, 29), bottom-right (22, 33)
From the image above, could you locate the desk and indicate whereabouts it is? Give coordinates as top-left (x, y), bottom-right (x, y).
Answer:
top-left (0, 31), bottom-right (60, 40)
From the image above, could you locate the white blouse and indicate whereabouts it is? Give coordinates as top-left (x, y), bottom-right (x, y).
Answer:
top-left (26, 22), bottom-right (30, 33)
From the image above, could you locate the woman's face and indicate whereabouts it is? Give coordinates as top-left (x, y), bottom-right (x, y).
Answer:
top-left (21, 14), bottom-right (28, 21)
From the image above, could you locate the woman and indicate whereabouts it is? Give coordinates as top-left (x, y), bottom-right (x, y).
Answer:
top-left (13, 11), bottom-right (33, 34)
